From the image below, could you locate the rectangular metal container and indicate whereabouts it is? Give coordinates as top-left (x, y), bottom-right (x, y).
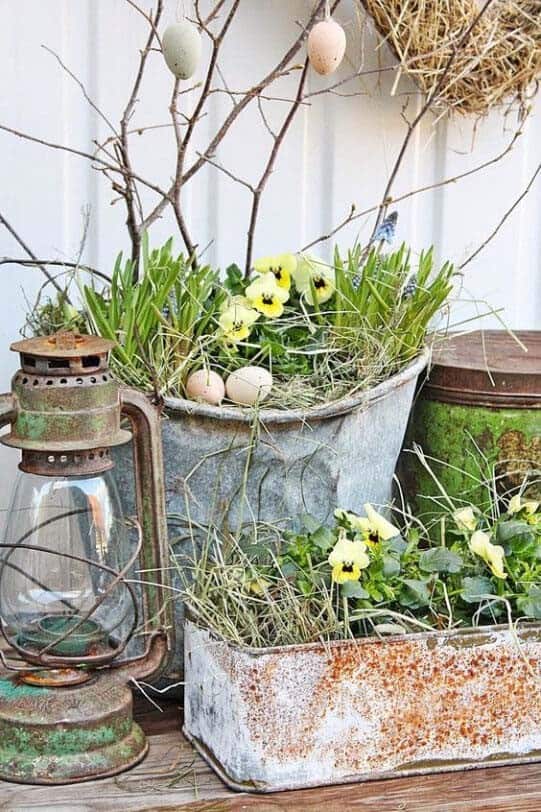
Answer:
top-left (183, 619), bottom-right (541, 792)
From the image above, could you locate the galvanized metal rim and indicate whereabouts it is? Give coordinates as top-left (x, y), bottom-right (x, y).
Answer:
top-left (164, 348), bottom-right (430, 424)
top-left (185, 612), bottom-right (541, 657)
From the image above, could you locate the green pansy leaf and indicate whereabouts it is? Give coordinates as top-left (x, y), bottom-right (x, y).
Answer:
top-left (419, 547), bottom-right (463, 574)
top-left (341, 581), bottom-right (370, 599)
top-left (366, 583), bottom-right (384, 602)
top-left (311, 526), bottom-right (335, 552)
top-left (279, 560), bottom-right (299, 578)
top-left (496, 520), bottom-right (535, 545)
top-left (387, 535), bottom-right (408, 555)
top-left (300, 513), bottom-right (320, 534)
top-left (517, 585), bottom-right (541, 619)
top-left (399, 579), bottom-right (430, 608)
top-left (224, 263), bottom-right (244, 294)
top-left (382, 555), bottom-right (401, 577)
top-left (460, 576), bottom-right (494, 604)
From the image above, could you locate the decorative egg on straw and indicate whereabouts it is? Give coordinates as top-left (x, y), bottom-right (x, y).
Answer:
top-left (186, 369), bottom-right (225, 406)
top-left (307, 17), bottom-right (346, 76)
top-left (162, 20), bottom-right (202, 80)
top-left (226, 366), bottom-right (273, 407)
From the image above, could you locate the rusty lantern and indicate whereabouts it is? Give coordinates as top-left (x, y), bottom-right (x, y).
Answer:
top-left (0, 332), bottom-right (172, 784)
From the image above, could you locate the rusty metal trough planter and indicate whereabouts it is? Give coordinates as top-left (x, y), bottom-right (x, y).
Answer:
top-left (115, 351), bottom-right (428, 678)
top-left (184, 619), bottom-right (541, 792)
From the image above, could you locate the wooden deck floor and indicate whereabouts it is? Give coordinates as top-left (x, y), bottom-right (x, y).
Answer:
top-left (1, 694), bottom-right (541, 810)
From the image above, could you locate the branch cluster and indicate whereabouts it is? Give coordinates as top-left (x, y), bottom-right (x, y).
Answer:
top-left (0, 0), bottom-right (537, 286)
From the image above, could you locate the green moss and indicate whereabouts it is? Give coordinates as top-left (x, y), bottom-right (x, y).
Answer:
top-left (404, 400), bottom-right (541, 518)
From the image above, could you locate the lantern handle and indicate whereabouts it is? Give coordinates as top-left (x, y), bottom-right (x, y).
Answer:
top-left (0, 393), bottom-right (17, 428)
top-left (120, 387), bottom-right (173, 678)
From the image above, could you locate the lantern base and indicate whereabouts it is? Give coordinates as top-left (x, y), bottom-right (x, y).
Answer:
top-left (0, 673), bottom-right (148, 784)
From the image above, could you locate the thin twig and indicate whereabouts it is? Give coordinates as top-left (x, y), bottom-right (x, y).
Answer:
top-left (0, 212), bottom-right (65, 296)
top-left (42, 45), bottom-right (118, 136)
top-left (366, 0), bottom-right (497, 239)
top-left (181, 0), bottom-right (327, 186)
top-left (244, 58), bottom-right (312, 277)
top-left (301, 120), bottom-right (523, 252)
top-left (460, 159), bottom-right (541, 270)
top-left (0, 259), bottom-right (111, 284)
top-left (120, 0), bottom-right (164, 270)
top-left (0, 123), bottom-right (168, 199)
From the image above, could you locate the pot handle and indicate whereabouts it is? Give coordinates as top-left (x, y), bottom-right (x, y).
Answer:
top-left (120, 388), bottom-right (173, 675)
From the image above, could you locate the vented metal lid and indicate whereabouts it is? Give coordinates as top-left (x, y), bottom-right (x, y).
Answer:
top-left (424, 330), bottom-right (541, 408)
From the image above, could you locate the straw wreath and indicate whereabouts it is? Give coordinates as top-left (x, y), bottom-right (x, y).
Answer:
top-left (362, 0), bottom-right (541, 116)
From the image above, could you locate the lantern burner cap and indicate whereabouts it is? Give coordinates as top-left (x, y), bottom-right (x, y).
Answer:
top-left (19, 668), bottom-right (92, 688)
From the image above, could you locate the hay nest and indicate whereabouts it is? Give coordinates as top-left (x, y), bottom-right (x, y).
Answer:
top-left (362, 0), bottom-right (541, 115)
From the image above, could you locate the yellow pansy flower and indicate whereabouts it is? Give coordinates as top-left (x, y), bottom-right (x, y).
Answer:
top-left (292, 254), bottom-right (336, 305)
top-left (328, 537), bottom-right (370, 584)
top-left (469, 530), bottom-right (507, 579)
top-left (253, 254), bottom-right (296, 291)
top-left (453, 506), bottom-right (478, 532)
top-left (245, 272), bottom-right (289, 318)
top-left (245, 576), bottom-right (272, 596)
top-left (335, 504), bottom-right (400, 546)
top-left (218, 297), bottom-right (260, 343)
top-left (328, 533), bottom-right (370, 584)
top-left (508, 494), bottom-right (539, 516)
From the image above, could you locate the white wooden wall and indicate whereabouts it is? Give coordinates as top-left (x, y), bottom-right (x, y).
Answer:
top-left (1, 0), bottom-right (540, 515)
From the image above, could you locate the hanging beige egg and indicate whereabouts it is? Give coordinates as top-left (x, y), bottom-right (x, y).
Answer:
top-left (186, 369), bottom-right (225, 406)
top-left (162, 21), bottom-right (202, 80)
top-left (225, 366), bottom-right (273, 407)
top-left (307, 18), bottom-right (346, 76)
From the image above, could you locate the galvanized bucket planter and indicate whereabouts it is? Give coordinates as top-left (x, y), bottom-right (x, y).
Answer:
top-left (183, 618), bottom-right (541, 793)
top-left (115, 351), bottom-right (428, 677)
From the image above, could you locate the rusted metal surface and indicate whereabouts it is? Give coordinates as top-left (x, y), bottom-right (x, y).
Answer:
top-left (184, 619), bottom-right (541, 792)
top-left (401, 330), bottom-right (541, 515)
top-left (2, 368), bottom-right (131, 460)
top-left (0, 634), bottom-right (167, 785)
top-left (424, 330), bottom-right (541, 408)
top-left (120, 387), bottom-right (174, 676)
top-left (115, 351), bottom-right (429, 679)
top-left (11, 333), bottom-right (114, 374)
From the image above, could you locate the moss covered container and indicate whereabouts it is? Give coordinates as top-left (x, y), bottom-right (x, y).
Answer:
top-left (402, 330), bottom-right (540, 516)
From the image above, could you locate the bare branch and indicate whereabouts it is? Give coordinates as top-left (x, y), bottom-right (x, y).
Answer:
top-left (181, 0), bottom-right (327, 186)
top-left (204, 0), bottom-right (228, 27)
top-left (119, 0), bottom-right (164, 270)
top-left (197, 152), bottom-right (255, 191)
top-left (365, 0), bottom-right (497, 239)
top-left (42, 45), bottom-right (118, 136)
top-left (0, 122), bottom-right (169, 199)
top-left (244, 59), bottom-right (311, 276)
top-left (459, 160), bottom-right (541, 270)
top-left (0, 259), bottom-right (111, 285)
top-left (124, 0), bottom-right (163, 48)
top-left (0, 212), bottom-right (65, 296)
top-left (301, 126), bottom-right (524, 252)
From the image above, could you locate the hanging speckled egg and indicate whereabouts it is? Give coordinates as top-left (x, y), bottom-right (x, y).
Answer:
top-left (162, 21), bottom-right (202, 80)
top-left (307, 18), bottom-right (346, 76)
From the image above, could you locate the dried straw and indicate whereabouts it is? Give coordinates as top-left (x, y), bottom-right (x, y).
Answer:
top-left (362, 0), bottom-right (541, 116)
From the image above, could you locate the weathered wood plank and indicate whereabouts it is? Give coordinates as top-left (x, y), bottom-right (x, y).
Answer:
top-left (0, 698), bottom-right (540, 811)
